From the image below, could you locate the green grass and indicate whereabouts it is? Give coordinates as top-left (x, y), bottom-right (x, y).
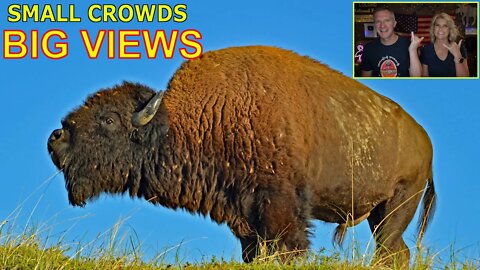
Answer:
top-left (1, 173), bottom-right (478, 269)
top-left (1, 215), bottom-right (479, 270)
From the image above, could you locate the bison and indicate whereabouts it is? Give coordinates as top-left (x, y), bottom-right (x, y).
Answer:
top-left (48, 46), bottom-right (436, 265)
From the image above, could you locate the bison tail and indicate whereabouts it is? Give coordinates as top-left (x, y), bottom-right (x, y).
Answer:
top-left (416, 172), bottom-right (437, 246)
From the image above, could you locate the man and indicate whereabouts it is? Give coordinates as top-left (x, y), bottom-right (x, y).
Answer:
top-left (361, 7), bottom-right (422, 77)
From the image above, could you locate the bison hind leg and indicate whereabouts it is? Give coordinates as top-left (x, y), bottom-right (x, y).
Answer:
top-left (367, 179), bottom-right (425, 267)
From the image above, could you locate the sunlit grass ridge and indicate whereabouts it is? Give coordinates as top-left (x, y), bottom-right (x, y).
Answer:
top-left (1, 172), bottom-right (478, 269)
top-left (1, 211), bottom-right (479, 269)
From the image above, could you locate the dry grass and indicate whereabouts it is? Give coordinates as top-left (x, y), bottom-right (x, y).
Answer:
top-left (1, 213), bottom-right (478, 270)
top-left (1, 172), bottom-right (478, 269)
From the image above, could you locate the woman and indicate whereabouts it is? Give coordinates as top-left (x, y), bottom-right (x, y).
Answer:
top-left (419, 13), bottom-right (469, 77)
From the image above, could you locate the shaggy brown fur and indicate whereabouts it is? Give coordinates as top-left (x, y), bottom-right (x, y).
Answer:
top-left (48, 46), bottom-right (436, 265)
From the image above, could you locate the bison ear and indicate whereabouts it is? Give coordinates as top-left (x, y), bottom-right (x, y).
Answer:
top-left (132, 91), bottom-right (164, 127)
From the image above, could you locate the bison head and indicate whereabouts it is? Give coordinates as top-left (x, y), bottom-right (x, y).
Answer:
top-left (47, 82), bottom-right (167, 206)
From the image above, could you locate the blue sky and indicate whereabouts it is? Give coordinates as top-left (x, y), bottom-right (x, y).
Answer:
top-left (1, 0), bottom-right (479, 263)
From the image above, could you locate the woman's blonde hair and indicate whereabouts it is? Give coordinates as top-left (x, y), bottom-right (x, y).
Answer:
top-left (429, 13), bottom-right (460, 43)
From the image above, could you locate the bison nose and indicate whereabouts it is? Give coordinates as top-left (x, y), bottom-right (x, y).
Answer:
top-left (49, 129), bottom-right (64, 142)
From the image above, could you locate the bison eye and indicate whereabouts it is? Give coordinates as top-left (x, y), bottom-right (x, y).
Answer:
top-left (97, 112), bottom-right (121, 133)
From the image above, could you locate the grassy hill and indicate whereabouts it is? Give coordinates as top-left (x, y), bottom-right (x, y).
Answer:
top-left (1, 218), bottom-right (478, 270)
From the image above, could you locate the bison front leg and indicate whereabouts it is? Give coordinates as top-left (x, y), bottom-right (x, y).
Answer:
top-left (242, 187), bottom-right (312, 262)
top-left (239, 235), bottom-right (259, 263)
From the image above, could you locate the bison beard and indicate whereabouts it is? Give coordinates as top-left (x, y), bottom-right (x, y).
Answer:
top-left (48, 46), bottom-right (436, 265)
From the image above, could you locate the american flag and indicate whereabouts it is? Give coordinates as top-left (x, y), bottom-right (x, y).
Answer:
top-left (416, 15), bottom-right (434, 44)
top-left (395, 14), bottom-right (418, 33)
top-left (395, 14), bottom-right (456, 45)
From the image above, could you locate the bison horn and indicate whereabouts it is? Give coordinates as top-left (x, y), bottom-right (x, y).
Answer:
top-left (132, 91), bottom-right (164, 127)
